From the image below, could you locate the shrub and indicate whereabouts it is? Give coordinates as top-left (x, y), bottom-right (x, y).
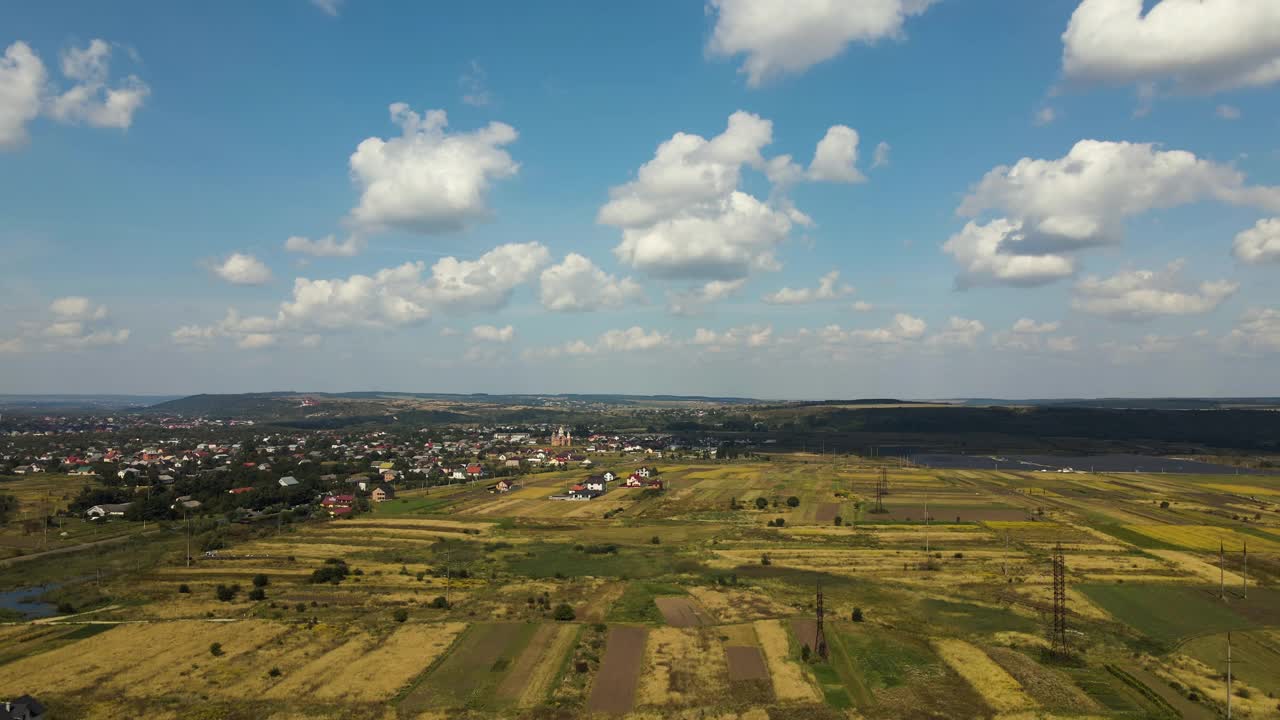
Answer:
top-left (252, 574), bottom-right (269, 588)
top-left (430, 596), bottom-right (449, 609)
top-left (56, 601), bottom-right (75, 614)
top-left (774, 517), bottom-right (785, 527)
top-left (786, 496), bottom-right (800, 508)
top-left (310, 559), bottom-right (350, 584)
top-left (393, 608), bottom-right (409, 623)
top-left (833, 516), bottom-right (843, 526)
top-left (248, 587), bottom-right (266, 601)
top-left (178, 583), bottom-right (191, 594)
top-left (754, 497), bottom-right (768, 510)
top-left (801, 644), bottom-right (811, 662)
top-left (209, 642), bottom-right (223, 657)
top-left (650, 536), bottom-right (661, 545)
top-left (268, 666), bottom-right (282, 678)
top-left (761, 553), bottom-right (771, 566)
top-left (1159, 500), bottom-right (1170, 509)
top-left (953, 552), bottom-right (964, 559)
top-left (851, 608), bottom-right (864, 622)
top-left (215, 584), bottom-right (239, 602)
top-left (553, 603), bottom-right (576, 621)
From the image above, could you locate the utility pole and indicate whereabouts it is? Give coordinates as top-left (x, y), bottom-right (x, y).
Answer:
top-left (185, 509), bottom-right (192, 568)
top-left (1242, 541), bottom-right (1247, 599)
top-left (1219, 541), bottom-right (1226, 600)
top-left (814, 582), bottom-right (828, 660)
top-left (924, 495), bottom-right (930, 556)
top-left (874, 468), bottom-right (887, 514)
top-left (1226, 632), bottom-right (1233, 720)
top-left (1003, 532), bottom-right (1009, 577)
top-left (1050, 542), bottom-right (1069, 658)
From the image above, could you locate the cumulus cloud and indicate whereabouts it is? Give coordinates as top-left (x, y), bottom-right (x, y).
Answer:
top-left (819, 313), bottom-right (927, 346)
top-left (0, 42), bottom-right (46, 149)
top-left (46, 39), bottom-right (150, 130)
top-left (807, 126), bottom-right (866, 183)
top-left (762, 270), bottom-right (852, 304)
top-left (947, 140), bottom-right (1280, 287)
top-left (707, 0), bottom-right (937, 86)
top-left (1233, 218), bottom-right (1280, 264)
top-left (992, 319), bottom-right (1074, 353)
top-left (311, 0), bottom-right (342, 16)
top-left (539, 253), bottom-right (644, 312)
top-left (692, 324), bottom-right (773, 350)
top-left (237, 333), bottom-right (276, 350)
top-left (925, 317), bottom-right (985, 348)
top-left (348, 104), bottom-right (519, 234)
top-left (943, 220), bottom-right (1076, 288)
top-left (871, 141), bottom-right (891, 169)
top-left (1, 39), bottom-right (148, 150)
top-left (1226, 307), bottom-right (1280, 353)
top-left (50, 296), bottom-right (108, 321)
top-left (471, 324), bottom-right (514, 343)
top-left (1061, 0), bottom-right (1280, 95)
top-left (667, 278), bottom-right (746, 315)
top-left (529, 327), bottom-right (671, 358)
top-left (210, 252), bottom-right (272, 286)
top-left (851, 300), bottom-right (874, 312)
top-left (1071, 261), bottom-right (1238, 320)
top-left (284, 234), bottom-right (364, 257)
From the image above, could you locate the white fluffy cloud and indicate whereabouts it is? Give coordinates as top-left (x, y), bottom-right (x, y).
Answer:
top-left (348, 104), bottom-right (519, 234)
top-left (807, 126), bottom-right (865, 183)
top-left (692, 324), bottom-right (773, 350)
top-left (1012, 318), bottom-right (1060, 334)
top-left (46, 39), bottom-right (149, 129)
top-left (470, 324), bottom-right (514, 343)
top-left (7, 297), bottom-right (130, 351)
top-left (820, 313), bottom-right (927, 346)
top-left (707, 0), bottom-right (937, 86)
top-left (1, 39), bottom-right (148, 151)
top-left (284, 234), bottom-right (364, 257)
top-left (0, 42), bottom-right (45, 149)
top-left (1061, 0), bottom-right (1280, 94)
top-left (992, 319), bottom-right (1074, 353)
top-left (947, 140), bottom-right (1280, 287)
top-left (943, 219), bottom-right (1076, 288)
top-left (666, 278), bottom-right (747, 316)
top-left (210, 253), bottom-right (272, 286)
top-left (173, 309), bottom-right (279, 350)
top-left (1071, 261), bottom-right (1238, 320)
top-left (851, 300), bottom-right (875, 312)
top-left (600, 111), bottom-right (858, 286)
top-left (1226, 307), bottom-right (1280, 353)
top-left (539, 254), bottom-right (644, 312)
top-left (925, 317), bottom-right (985, 348)
top-left (762, 270), bottom-right (852, 304)
top-left (530, 327), bottom-right (671, 358)
top-left (237, 333), bottom-right (276, 350)
top-left (1233, 218), bottom-right (1280, 264)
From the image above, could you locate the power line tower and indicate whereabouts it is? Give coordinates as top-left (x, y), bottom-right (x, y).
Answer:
top-left (874, 468), bottom-right (887, 513)
top-left (1050, 542), bottom-right (1069, 658)
top-left (814, 582), bottom-right (829, 660)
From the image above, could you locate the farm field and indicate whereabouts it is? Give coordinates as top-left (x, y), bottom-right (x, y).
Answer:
top-left (2, 455), bottom-right (1279, 718)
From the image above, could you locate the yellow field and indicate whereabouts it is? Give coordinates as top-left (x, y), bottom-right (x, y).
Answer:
top-left (752, 619), bottom-right (819, 702)
top-left (636, 627), bottom-right (730, 707)
top-left (1124, 525), bottom-right (1280, 552)
top-left (1204, 484), bottom-right (1280, 497)
top-left (933, 638), bottom-right (1037, 714)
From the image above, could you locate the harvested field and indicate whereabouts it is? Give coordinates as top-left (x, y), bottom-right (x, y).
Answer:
top-left (725, 645), bottom-right (770, 681)
top-left (655, 596), bottom-right (713, 627)
top-left (636, 627), bottom-right (729, 707)
top-left (814, 502), bottom-right (839, 523)
top-left (753, 619), bottom-right (819, 702)
top-left (495, 623), bottom-right (578, 707)
top-left (985, 646), bottom-right (1098, 713)
top-left (587, 625), bottom-right (648, 714)
top-left (686, 587), bottom-right (792, 624)
top-left (933, 638), bottom-right (1036, 713)
top-left (400, 622), bottom-right (534, 711)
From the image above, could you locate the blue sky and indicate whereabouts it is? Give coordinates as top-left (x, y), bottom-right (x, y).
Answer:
top-left (2, 0), bottom-right (1279, 398)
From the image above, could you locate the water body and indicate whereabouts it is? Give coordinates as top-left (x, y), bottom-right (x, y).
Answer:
top-left (0, 584), bottom-right (58, 619)
top-left (912, 453), bottom-right (1269, 475)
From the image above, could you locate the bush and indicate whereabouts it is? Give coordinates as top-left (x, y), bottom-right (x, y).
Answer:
top-left (761, 553), bottom-right (771, 566)
top-left (268, 666), bottom-right (282, 678)
top-left (56, 601), bottom-right (76, 614)
top-left (553, 603), bottom-right (576, 621)
top-left (252, 574), bottom-right (269, 588)
top-left (801, 644), bottom-right (811, 662)
top-left (851, 607), bottom-right (864, 622)
top-left (310, 559), bottom-right (350, 584)
top-left (248, 587), bottom-right (266, 601)
top-left (833, 516), bottom-right (843, 526)
top-left (209, 642), bottom-right (223, 657)
top-left (178, 583), bottom-right (191, 594)
top-left (215, 584), bottom-right (239, 602)
top-left (754, 497), bottom-right (768, 510)
top-left (786, 496), bottom-right (800, 508)
top-left (430, 596), bottom-right (450, 609)
top-left (393, 608), bottom-right (409, 623)
top-left (650, 536), bottom-right (661, 545)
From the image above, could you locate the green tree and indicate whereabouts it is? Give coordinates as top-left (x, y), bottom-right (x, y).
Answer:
top-left (252, 573), bottom-right (269, 588)
top-left (393, 608), bottom-right (409, 622)
top-left (248, 587), bottom-right (266, 601)
top-left (553, 603), bottom-right (576, 621)
top-left (754, 497), bottom-right (768, 510)
top-left (786, 496), bottom-right (800, 508)
top-left (209, 642), bottom-right (224, 657)
top-left (851, 608), bottom-right (864, 622)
